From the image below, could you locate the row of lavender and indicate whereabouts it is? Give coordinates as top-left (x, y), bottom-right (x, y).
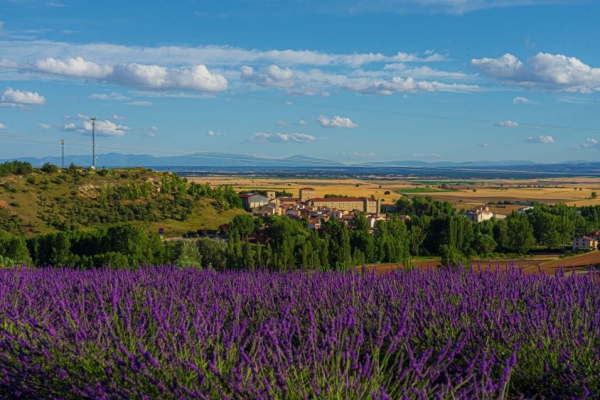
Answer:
top-left (0, 266), bottom-right (598, 399)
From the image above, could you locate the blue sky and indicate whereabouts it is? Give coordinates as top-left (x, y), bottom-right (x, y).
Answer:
top-left (0, 0), bottom-right (599, 164)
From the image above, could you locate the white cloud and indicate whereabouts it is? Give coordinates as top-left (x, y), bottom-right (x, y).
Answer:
top-left (275, 120), bottom-right (288, 127)
top-left (241, 65), bottom-right (295, 88)
top-left (19, 57), bottom-right (228, 92)
top-left (558, 96), bottom-right (594, 105)
top-left (0, 122), bottom-right (6, 129)
top-left (572, 138), bottom-right (598, 150)
top-left (383, 64), bottom-right (468, 79)
top-left (343, 76), bottom-right (479, 94)
top-left (33, 56), bottom-right (112, 78)
top-left (89, 92), bottom-right (128, 101)
top-left (1, 40), bottom-right (444, 67)
top-left (111, 114), bottom-right (126, 120)
top-left (128, 100), bottom-right (153, 106)
top-left (249, 132), bottom-right (316, 143)
top-left (207, 130), bottom-right (227, 136)
top-left (494, 120), bottom-right (519, 127)
top-left (0, 87), bottom-right (46, 105)
top-left (317, 115), bottom-right (358, 129)
top-left (285, 101), bottom-right (293, 106)
top-left (298, 120), bottom-right (308, 125)
top-left (62, 119), bottom-right (129, 137)
top-left (472, 52), bottom-right (600, 93)
top-left (524, 135), bottom-right (554, 144)
top-left (38, 123), bottom-right (52, 129)
top-left (513, 96), bottom-right (532, 104)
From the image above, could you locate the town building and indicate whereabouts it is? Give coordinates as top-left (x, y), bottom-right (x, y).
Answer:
top-left (306, 197), bottom-right (380, 214)
top-left (239, 193), bottom-right (270, 212)
top-left (299, 188), bottom-right (317, 202)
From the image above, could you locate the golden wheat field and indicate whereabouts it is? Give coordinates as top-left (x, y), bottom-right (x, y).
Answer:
top-left (188, 176), bottom-right (600, 210)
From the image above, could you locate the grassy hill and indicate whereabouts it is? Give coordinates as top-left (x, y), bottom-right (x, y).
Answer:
top-left (0, 165), bottom-right (245, 238)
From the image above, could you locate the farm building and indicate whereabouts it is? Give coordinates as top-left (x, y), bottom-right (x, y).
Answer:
top-left (573, 236), bottom-right (599, 251)
top-left (464, 206), bottom-right (495, 223)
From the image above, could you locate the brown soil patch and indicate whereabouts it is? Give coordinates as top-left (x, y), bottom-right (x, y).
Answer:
top-left (0, 200), bottom-right (7, 208)
top-left (359, 253), bottom-right (600, 276)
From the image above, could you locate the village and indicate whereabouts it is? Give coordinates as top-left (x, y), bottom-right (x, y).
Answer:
top-left (237, 188), bottom-right (600, 252)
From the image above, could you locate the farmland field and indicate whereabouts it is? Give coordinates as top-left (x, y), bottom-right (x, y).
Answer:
top-left (0, 266), bottom-right (598, 398)
top-left (189, 176), bottom-right (600, 210)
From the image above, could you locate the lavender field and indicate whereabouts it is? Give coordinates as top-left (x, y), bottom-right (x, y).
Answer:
top-left (0, 266), bottom-right (598, 399)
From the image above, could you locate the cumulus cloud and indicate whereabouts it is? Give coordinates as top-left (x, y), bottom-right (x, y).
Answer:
top-left (207, 130), bottom-right (226, 136)
top-left (513, 96), bottom-right (532, 104)
top-left (285, 101), bottom-right (293, 106)
top-left (524, 135), bottom-right (554, 144)
top-left (472, 52), bottom-right (600, 93)
top-left (33, 56), bottom-right (112, 78)
top-left (343, 76), bottom-right (479, 94)
top-left (494, 120), bottom-right (519, 127)
top-left (62, 119), bottom-right (129, 137)
top-left (0, 87), bottom-right (46, 105)
top-left (249, 132), bottom-right (316, 143)
top-left (111, 114), bottom-right (126, 120)
top-left (317, 115), bottom-right (358, 129)
top-left (572, 138), bottom-right (598, 150)
top-left (241, 65), bottom-right (295, 88)
top-left (38, 123), bottom-right (52, 129)
top-left (20, 57), bottom-right (228, 92)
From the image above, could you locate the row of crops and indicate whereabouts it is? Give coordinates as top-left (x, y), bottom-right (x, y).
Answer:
top-left (0, 266), bottom-right (598, 398)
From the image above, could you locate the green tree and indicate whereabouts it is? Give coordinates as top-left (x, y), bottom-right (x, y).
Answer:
top-left (506, 212), bottom-right (534, 254)
top-left (41, 162), bottom-right (59, 173)
top-left (472, 233), bottom-right (497, 256)
top-left (440, 244), bottom-right (468, 269)
top-left (231, 213), bottom-right (256, 239)
top-left (175, 240), bottom-right (202, 268)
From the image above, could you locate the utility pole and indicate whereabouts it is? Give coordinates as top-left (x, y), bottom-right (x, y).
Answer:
top-left (60, 139), bottom-right (66, 168)
top-left (90, 116), bottom-right (97, 169)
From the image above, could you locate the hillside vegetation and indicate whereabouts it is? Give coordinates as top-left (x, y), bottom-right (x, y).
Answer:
top-left (0, 162), bottom-right (244, 237)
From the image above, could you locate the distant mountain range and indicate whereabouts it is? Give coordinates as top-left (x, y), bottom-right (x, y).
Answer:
top-left (2, 152), bottom-right (600, 176)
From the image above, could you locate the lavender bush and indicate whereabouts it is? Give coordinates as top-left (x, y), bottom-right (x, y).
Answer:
top-left (0, 266), bottom-right (598, 399)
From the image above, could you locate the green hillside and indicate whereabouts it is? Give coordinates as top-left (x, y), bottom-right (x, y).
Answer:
top-left (0, 163), bottom-right (245, 238)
